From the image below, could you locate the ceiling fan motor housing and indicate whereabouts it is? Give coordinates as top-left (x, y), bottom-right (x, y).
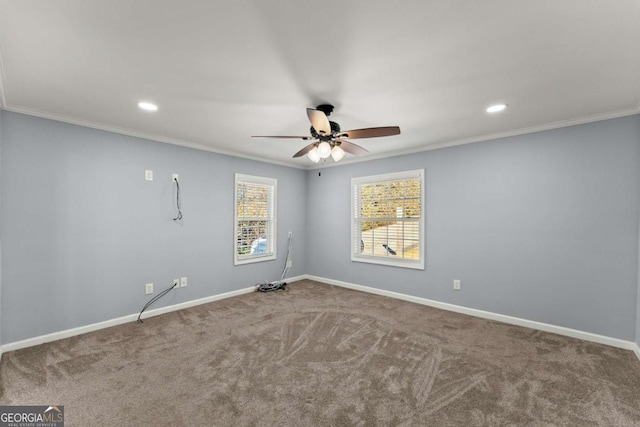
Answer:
top-left (310, 121), bottom-right (341, 140)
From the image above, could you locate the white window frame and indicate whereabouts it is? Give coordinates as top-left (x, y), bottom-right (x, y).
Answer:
top-left (234, 173), bottom-right (277, 265)
top-left (351, 169), bottom-right (425, 270)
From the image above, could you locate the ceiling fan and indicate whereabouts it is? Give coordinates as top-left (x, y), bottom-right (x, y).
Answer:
top-left (252, 104), bottom-right (401, 163)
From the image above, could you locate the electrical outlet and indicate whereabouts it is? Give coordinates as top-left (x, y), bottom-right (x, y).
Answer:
top-left (288, 231), bottom-right (293, 238)
top-left (173, 278), bottom-right (180, 288)
top-left (145, 170), bottom-right (153, 181)
top-left (172, 173), bottom-right (179, 182)
top-left (453, 279), bottom-right (461, 291)
top-left (145, 283), bottom-right (154, 294)
top-left (180, 277), bottom-right (188, 287)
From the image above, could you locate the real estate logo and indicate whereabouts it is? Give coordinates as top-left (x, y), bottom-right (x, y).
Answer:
top-left (0, 405), bottom-right (64, 427)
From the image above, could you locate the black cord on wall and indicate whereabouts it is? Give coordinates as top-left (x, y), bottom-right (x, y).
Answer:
top-left (137, 282), bottom-right (178, 323)
top-left (173, 177), bottom-right (183, 222)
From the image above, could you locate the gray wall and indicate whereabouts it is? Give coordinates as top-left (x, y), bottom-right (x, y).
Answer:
top-left (0, 108), bottom-right (3, 353)
top-left (2, 110), bottom-right (639, 346)
top-left (0, 111), bottom-right (307, 344)
top-left (307, 115), bottom-right (640, 341)
top-left (637, 198), bottom-right (640, 347)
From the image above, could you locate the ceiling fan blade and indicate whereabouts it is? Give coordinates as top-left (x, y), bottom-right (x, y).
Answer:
top-left (251, 135), bottom-right (312, 140)
top-left (335, 139), bottom-right (369, 156)
top-left (293, 142), bottom-right (318, 158)
top-left (306, 108), bottom-right (331, 135)
top-left (338, 126), bottom-right (400, 139)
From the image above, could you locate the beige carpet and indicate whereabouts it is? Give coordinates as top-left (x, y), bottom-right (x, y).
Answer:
top-left (1, 280), bottom-right (640, 426)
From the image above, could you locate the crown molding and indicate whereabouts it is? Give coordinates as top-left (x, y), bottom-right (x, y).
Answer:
top-left (310, 107), bottom-right (640, 170)
top-left (1, 105), bottom-right (307, 169)
top-left (2, 103), bottom-right (638, 172)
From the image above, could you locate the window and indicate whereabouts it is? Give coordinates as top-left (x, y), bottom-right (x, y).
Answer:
top-left (234, 173), bottom-right (277, 265)
top-left (351, 169), bottom-right (424, 269)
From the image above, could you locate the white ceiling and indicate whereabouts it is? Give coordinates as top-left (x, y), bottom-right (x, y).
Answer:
top-left (1, 1), bottom-right (639, 168)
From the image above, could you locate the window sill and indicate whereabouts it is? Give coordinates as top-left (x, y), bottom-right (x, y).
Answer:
top-left (235, 253), bottom-right (277, 266)
top-left (351, 255), bottom-right (424, 270)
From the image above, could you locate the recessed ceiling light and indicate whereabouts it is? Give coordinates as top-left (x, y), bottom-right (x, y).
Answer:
top-left (138, 101), bottom-right (158, 111)
top-left (486, 103), bottom-right (507, 113)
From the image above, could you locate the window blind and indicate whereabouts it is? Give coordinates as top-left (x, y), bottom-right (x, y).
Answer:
top-left (352, 169), bottom-right (424, 269)
top-left (234, 174), bottom-right (277, 265)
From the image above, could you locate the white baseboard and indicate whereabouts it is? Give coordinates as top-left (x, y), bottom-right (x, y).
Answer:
top-left (2, 274), bottom-right (638, 363)
top-left (306, 275), bottom-right (640, 354)
top-left (0, 276), bottom-right (296, 354)
top-left (1, 286), bottom-right (256, 353)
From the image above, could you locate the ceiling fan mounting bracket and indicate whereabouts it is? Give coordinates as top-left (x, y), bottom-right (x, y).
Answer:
top-left (315, 104), bottom-right (334, 116)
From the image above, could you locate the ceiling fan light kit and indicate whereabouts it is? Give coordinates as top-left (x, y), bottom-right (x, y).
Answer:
top-left (317, 141), bottom-right (332, 158)
top-left (252, 104), bottom-right (400, 163)
top-left (331, 146), bottom-right (346, 161)
top-left (307, 147), bottom-right (321, 163)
